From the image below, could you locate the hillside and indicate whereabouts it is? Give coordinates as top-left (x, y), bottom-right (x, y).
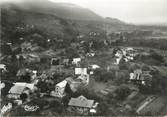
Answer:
top-left (1, 0), bottom-right (167, 46)
top-left (0, 0), bottom-right (132, 46)
top-left (1, 0), bottom-right (103, 21)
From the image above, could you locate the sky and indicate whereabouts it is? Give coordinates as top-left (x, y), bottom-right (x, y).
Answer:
top-left (1, 0), bottom-right (167, 24)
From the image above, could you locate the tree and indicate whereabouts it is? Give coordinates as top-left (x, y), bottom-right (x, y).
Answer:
top-left (36, 80), bottom-right (48, 93)
top-left (94, 69), bottom-right (114, 82)
top-left (150, 50), bottom-right (164, 63)
top-left (96, 101), bottom-right (110, 116)
top-left (19, 72), bottom-right (31, 83)
top-left (20, 93), bottom-right (28, 102)
top-left (1, 44), bottom-right (12, 55)
top-left (115, 86), bottom-right (131, 100)
top-left (50, 101), bottom-right (64, 114)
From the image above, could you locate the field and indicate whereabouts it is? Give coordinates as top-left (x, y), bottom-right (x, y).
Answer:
top-left (139, 96), bottom-right (167, 115)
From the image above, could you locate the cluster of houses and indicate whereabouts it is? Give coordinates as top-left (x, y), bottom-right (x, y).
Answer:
top-left (0, 68), bottom-right (38, 115)
top-left (129, 69), bottom-right (152, 85)
top-left (49, 56), bottom-right (100, 115)
top-left (1, 81), bottom-right (37, 114)
top-left (114, 47), bottom-right (138, 65)
top-left (1, 54), bottom-right (100, 115)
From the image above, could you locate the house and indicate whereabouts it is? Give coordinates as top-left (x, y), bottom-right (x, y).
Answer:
top-left (0, 64), bottom-right (7, 72)
top-left (50, 80), bottom-right (67, 98)
top-left (66, 77), bottom-right (82, 92)
top-left (88, 65), bottom-right (100, 75)
top-left (114, 47), bottom-right (137, 64)
top-left (86, 52), bottom-right (95, 57)
top-left (72, 58), bottom-right (81, 65)
top-left (8, 85), bottom-right (27, 99)
top-left (115, 50), bottom-right (123, 58)
top-left (68, 95), bottom-right (97, 115)
top-left (89, 65), bottom-right (100, 70)
top-left (63, 59), bottom-right (70, 66)
top-left (75, 68), bottom-right (87, 75)
top-left (114, 49), bottom-right (124, 65)
top-left (8, 83), bottom-right (35, 99)
top-left (114, 57), bottom-right (122, 65)
top-left (77, 74), bottom-right (90, 85)
top-left (130, 69), bottom-right (152, 85)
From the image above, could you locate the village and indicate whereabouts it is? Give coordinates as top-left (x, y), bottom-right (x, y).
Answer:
top-left (1, 35), bottom-right (167, 116)
top-left (1, 1), bottom-right (167, 115)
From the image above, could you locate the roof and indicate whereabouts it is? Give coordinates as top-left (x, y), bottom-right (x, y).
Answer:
top-left (9, 83), bottom-right (34, 94)
top-left (134, 69), bottom-right (142, 74)
top-left (75, 68), bottom-right (87, 75)
top-left (0, 64), bottom-right (6, 69)
top-left (68, 95), bottom-right (94, 108)
top-left (73, 58), bottom-right (81, 61)
top-left (8, 85), bottom-right (26, 94)
top-left (25, 83), bottom-right (35, 90)
top-left (90, 65), bottom-right (100, 69)
top-left (56, 80), bottom-right (67, 88)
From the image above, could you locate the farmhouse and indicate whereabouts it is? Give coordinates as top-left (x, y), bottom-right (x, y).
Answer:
top-left (8, 82), bottom-right (34, 99)
top-left (77, 74), bottom-right (90, 85)
top-left (130, 69), bottom-right (152, 85)
top-left (68, 95), bottom-right (97, 115)
top-left (72, 58), bottom-right (81, 65)
top-left (50, 80), bottom-right (67, 98)
top-left (75, 68), bottom-right (87, 75)
top-left (89, 64), bottom-right (100, 69)
top-left (66, 77), bottom-right (82, 92)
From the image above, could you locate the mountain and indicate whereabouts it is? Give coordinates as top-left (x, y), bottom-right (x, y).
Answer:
top-left (105, 17), bottom-right (125, 25)
top-left (1, 0), bottom-right (132, 38)
top-left (1, 0), bottom-right (104, 21)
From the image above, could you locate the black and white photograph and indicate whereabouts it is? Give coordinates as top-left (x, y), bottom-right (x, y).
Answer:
top-left (0, 0), bottom-right (167, 116)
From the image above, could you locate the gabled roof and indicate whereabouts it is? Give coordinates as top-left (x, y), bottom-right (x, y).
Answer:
top-left (8, 85), bottom-right (26, 94)
top-left (56, 80), bottom-right (67, 88)
top-left (68, 95), bottom-right (94, 108)
top-left (9, 83), bottom-right (34, 94)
